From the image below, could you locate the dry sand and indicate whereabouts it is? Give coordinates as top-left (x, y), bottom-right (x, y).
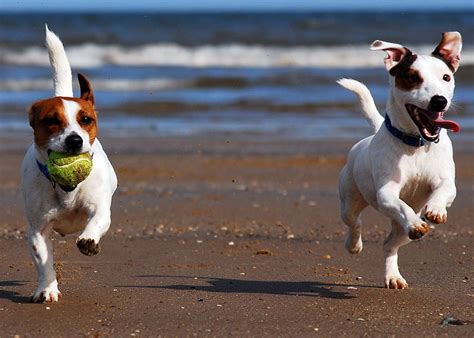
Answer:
top-left (0, 134), bottom-right (472, 336)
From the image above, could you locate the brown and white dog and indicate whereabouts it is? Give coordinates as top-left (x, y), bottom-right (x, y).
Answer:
top-left (21, 26), bottom-right (117, 302)
top-left (337, 32), bottom-right (462, 289)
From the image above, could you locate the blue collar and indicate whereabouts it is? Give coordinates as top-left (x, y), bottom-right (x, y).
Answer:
top-left (36, 159), bottom-right (51, 181)
top-left (384, 114), bottom-right (425, 147)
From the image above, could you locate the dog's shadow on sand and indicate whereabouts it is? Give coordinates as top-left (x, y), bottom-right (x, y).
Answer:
top-left (118, 275), bottom-right (374, 300)
top-left (0, 280), bottom-right (31, 303)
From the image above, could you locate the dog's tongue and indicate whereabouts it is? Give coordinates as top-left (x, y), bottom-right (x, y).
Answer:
top-left (432, 114), bottom-right (461, 132)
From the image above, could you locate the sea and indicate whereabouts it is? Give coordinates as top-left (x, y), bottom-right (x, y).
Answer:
top-left (0, 11), bottom-right (473, 140)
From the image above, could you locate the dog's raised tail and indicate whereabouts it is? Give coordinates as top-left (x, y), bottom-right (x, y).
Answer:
top-left (45, 24), bottom-right (73, 97)
top-left (337, 78), bottom-right (383, 133)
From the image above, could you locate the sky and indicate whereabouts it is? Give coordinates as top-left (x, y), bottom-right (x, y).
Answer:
top-left (1, 0), bottom-right (473, 12)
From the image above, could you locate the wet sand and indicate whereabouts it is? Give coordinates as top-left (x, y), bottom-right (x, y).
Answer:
top-left (0, 134), bottom-right (472, 336)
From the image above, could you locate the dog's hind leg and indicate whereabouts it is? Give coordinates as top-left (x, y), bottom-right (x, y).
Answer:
top-left (341, 195), bottom-right (367, 254)
top-left (339, 166), bottom-right (368, 254)
top-left (383, 220), bottom-right (411, 289)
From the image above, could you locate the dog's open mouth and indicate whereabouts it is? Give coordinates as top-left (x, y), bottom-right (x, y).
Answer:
top-left (405, 104), bottom-right (460, 142)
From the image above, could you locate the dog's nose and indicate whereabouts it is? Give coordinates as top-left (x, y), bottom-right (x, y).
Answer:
top-left (65, 134), bottom-right (83, 153)
top-left (429, 95), bottom-right (448, 111)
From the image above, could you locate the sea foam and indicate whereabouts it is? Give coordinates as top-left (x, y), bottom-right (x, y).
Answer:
top-left (2, 44), bottom-right (473, 68)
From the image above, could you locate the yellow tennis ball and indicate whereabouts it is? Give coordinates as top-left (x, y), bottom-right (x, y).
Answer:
top-left (47, 151), bottom-right (93, 189)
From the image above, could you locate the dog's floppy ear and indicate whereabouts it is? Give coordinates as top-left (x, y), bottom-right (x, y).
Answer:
top-left (370, 40), bottom-right (411, 72)
top-left (78, 73), bottom-right (94, 105)
top-left (432, 32), bottom-right (462, 73)
top-left (28, 101), bottom-right (42, 128)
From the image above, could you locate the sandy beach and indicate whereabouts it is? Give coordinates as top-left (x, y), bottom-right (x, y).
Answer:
top-left (0, 5), bottom-right (473, 337)
top-left (0, 133), bottom-right (472, 336)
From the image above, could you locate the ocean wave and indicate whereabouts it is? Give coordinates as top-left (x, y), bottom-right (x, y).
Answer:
top-left (0, 78), bottom-right (189, 91)
top-left (2, 43), bottom-right (474, 68)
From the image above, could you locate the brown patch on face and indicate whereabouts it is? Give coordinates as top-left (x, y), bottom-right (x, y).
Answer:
top-left (28, 97), bottom-right (68, 148)
top-left (389, 52), bottom-right (423, 91)
top-left (72, 98), bottom-right (98, 144)
top-left (395, 68), bottom-right (424, 91)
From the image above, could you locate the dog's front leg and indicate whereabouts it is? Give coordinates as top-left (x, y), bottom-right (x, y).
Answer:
top-left (28, 225), bottom-right (62, 302)
top-left (423, 179), bottom-right (456, 225)
top-left (76, 207), bottom-right (111, 256)
top-left (383, 220), bottom-right (411, 289)
top-left (376, 183), bottom-right (429, 240)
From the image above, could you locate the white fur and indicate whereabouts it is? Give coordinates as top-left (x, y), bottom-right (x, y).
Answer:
top-left (45, 25), bottom-right (73, 97)
top-left (338, 37), bottom-right (459, 289)
top-left (21, 27), bottom-right (117, 303)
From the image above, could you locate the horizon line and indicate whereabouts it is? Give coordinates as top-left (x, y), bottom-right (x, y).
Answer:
top-left (1, 7), bottom-right (473, 13)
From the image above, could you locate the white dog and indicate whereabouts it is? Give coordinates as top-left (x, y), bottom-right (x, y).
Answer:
top-left (21, 26), bottom-right (117, 302)
top-left (338, 32), bottom-right (462, 289)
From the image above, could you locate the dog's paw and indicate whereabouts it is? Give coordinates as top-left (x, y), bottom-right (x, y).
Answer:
top-left (344, 233), bottom-right (363, 254)
top-left (424, 205), bottom-right (447, 224)
top-left (384, 275), bottom-right (408, 289)
top-left (31, 286), bottom-right (62, 303)
top-left (77, 238), bottom-right (100, 256)
top-left (408, 220), bottom-right (429, 240)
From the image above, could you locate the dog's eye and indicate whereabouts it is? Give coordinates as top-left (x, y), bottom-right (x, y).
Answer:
top-left (80, 116), bottom-right (93, 125)
top-left (443, 74), bottom-right (451, 82)
top-left (43, 116), bottom-right (60, 126)
top-left (407, 74), bottom-right (421, 84)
